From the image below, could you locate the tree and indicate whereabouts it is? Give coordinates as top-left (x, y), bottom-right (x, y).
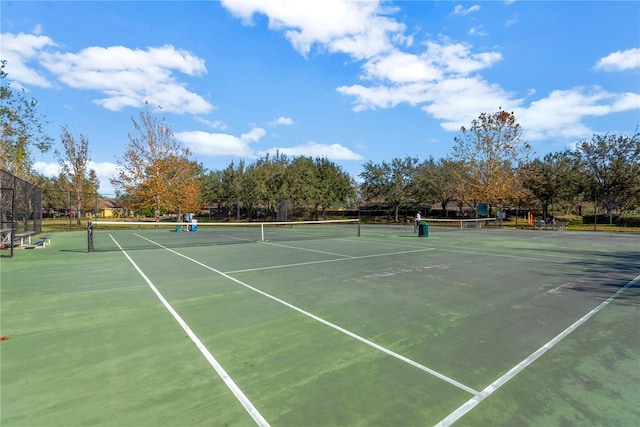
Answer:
top-left (0, 61), bottom-right (53, 178)
top-left (313, 157), bottom-right (355, 219)
top-left (288, 156), bottom-right (318, 218)
top-left (413, 158), bottom-right (462, 217)
top-left (240, 162), bottom-right (265, 221)
top-left (57, 126), bottom-right (99, 224)
top-left (522, 151), bottom-right (576, 220)
top-left (359, 156), bottom-right (417, 222)
top-left (450, 109), bottom-right (531, 214)
top-left (257, 152), bottom-right (290, 219)
top-left (111, 108), bottom-right (201, 219)
top-left (572, 132), bottom-right (640, 223)
top-left (220, 160), bottom-right (245, 220)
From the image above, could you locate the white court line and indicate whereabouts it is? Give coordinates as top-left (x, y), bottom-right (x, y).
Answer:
top-left (532, 233), bottom-right (565, 239)
top-left (435, 273), bottom-right (640, 427)
top-left (225, 247), bottom-right (435, 274)
top-left (435, 246), bottom-right (568, 264)
top-left (134, 233), bottom-right (479, 396)
top-left (109, 234), bottom-right (270, 427)
top-left (263, 241), bottom-right (356, 258)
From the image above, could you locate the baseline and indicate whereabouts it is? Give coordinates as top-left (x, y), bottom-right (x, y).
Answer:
top-left (109, 234), bottom-right (270, 427)
top-left (435, 273), bottom-right (640, 426)
top-left (133, 233), bottom-right (478, 396)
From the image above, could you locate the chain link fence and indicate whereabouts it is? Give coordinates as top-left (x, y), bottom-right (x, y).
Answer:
top-left (1, 170), bottom-right (43, 257)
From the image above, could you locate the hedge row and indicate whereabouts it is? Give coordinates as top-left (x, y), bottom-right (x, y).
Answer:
top-left (581, 215), bottom-right (640, 227)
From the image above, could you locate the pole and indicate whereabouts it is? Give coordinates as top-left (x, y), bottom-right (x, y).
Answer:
top-left (593, 194), bottom-right (597, 231)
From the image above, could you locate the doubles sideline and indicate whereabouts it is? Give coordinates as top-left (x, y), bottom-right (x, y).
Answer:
top-left (435, 272), bottom-right (640, 426)
top-left (109, 234), bottom-right (271, 427)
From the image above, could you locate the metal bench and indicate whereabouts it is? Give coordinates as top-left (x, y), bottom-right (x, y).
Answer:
top-left (14, 231), bottom-right (36, 248)
top-left (533, 221), bottom-right (567, 231)
top-left (24, 233), bottom-right (52, 249)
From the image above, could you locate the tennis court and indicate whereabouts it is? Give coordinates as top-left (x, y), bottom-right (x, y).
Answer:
top-left (1, 222), bottom-right (639, 426)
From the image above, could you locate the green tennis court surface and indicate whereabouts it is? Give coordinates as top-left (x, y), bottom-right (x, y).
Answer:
top-left (2, 225), bottom-right (639, 426)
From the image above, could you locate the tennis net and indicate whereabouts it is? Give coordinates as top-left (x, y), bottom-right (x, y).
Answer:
top-left (87, 219), bottom-right (360, 252)
top-left (424, 217), bottom-right (498, 230)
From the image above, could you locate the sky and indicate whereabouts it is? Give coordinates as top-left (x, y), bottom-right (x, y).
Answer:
top-left (1, 0), bottom-right (639, 195)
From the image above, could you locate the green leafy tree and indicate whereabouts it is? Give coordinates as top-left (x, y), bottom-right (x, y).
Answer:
top-left (220, 160), bottom-right (245, 220)
top-left (257, 152), bottom-right (290, 219)
top-left (0, 61), bottom-right (53, 178)
top-left (360, 156), bottom-right (417, 222)
top-left (572, 132), bottom-right (640, 223)
top-left (313, 157), bottom-right (355, 219)
top-left (288, 156), bottom-right (318, 217)
top-left (522, 151), bottom-right (577, 219)
top-left (241, 162), bottom-right (266, 221)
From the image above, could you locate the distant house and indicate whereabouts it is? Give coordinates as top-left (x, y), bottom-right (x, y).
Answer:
top-left (96, 198), bottom-right (120, 218)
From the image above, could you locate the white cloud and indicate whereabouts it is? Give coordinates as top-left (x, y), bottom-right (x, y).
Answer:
top-left (270, 116), bottom-right (294, 126)
top-left (424, 41), bottom-right (502, 75)
top-left (337, 82), bottom-right (432, 111)
top-left (468, 25), bottom-right (488, 37)
top-left (505, 17), bottom-right (518, 27)
top-left (258, 141), bottom-right (362, 160)
top-left (33, 161), bottom-right (61, 177)
top-left (175, 127), bottom-right (266, 157)
top-left (220, 0), bottom-right (405, 59)
top-left (594, 48), bottom-right (640, 71)
top-left (224, 1), bottom-right (638, 148)
top-left (517, 87), bottom-right (640, 140)
top-left (421, 77), bottom-right (520, 131)
top-left (0, 32), bottom-right (57, 88)
top-left (33, 160), bottom-right (119, 195)
top-left (193, 116), bottom-right (227, 130)
top-left (362, 51), bottom-right (442, 83)
top-left (38, 44), bottom-right (213, 114)
top-left (452, 5), bottom-right (481, 16)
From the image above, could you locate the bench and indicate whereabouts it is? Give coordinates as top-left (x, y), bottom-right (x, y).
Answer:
top-left (533, 221), bottom-right (567, 231)
top-left (24, 234), bottom-right (52, 249)
top-left (13, 231), bottom-right (36, 248)
top-left (461, 220), bottom-right (481, 229)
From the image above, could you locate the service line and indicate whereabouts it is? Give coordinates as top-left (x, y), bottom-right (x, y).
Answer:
top-left (134, 233), bottom-right (478, 396)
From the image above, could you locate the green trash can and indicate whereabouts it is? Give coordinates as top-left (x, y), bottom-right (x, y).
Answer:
top-left (418, 221), bottom-right (428, 237)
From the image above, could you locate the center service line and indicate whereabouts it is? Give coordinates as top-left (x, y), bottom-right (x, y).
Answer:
top-left (135, 233), bottom-right (479, 396)
top-left (435, 273), bottom-right (640, 427)
top-left (110, 235), bottom-right (270, 427)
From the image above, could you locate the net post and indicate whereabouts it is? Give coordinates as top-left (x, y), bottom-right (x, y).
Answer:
top-left (87, 221), bottom-right (93, 253)
top-left (357, 220), bottom-right (361, 237)
top-left (261, 223), bottom-right (265, 241)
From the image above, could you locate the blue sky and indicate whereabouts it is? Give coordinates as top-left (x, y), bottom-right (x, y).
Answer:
top-left (2, 0), bottom-right (639, 195)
